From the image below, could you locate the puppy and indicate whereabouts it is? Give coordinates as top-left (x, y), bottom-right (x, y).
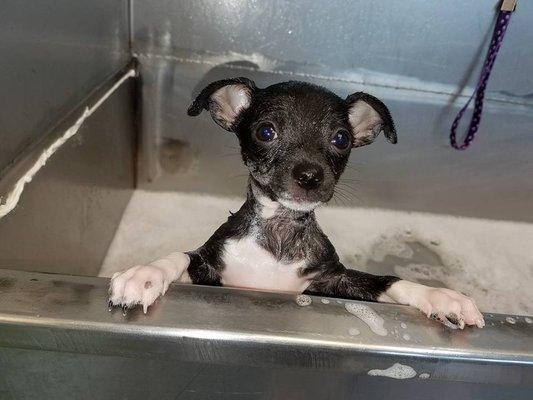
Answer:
top-left (109, 78), bottom-right (484, 329)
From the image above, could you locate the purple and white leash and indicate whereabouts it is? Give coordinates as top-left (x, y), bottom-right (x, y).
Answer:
top-left (449, 0), bottom-right (517, 150)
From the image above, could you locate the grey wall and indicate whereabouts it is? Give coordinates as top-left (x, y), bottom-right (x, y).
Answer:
top-left (132, 0), bottom-right (533, 222)
top-left (133, 0), bottom-right (533, 98)
top-left (0, 0), bottom-right (130, 173)
top-left (0, 1), bottom-right (135, 275)
top-left (0, 81), bottom-right (136, 276)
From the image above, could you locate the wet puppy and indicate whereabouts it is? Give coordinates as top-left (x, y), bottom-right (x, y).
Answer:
top-left (109, 78), bottom-right (484, 329)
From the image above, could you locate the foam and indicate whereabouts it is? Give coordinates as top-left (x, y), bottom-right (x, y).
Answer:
top-left (348, 327), bottom-right (360, 336)
top-left (99, 191), bottom-right (533, 315)
top-left (296, 294), bottom-right (312, 307)
top-left (344, 302), bottom-right (387, 336)
top-left (318, 205), bottom-right (533, 316)
top-left (368, 363), bottom-right (417, 379)
top-left (418, 373), bottom-right (430, 380)
top-left (505, 316), bottom-right (516, 324)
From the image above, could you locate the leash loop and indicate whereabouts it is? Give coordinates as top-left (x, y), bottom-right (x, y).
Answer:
top-left (450, 1), bottom-right (516, 150)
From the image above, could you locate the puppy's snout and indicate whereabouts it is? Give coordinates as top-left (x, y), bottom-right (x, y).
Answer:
top-left (292, 163), bottom-right (324, 190)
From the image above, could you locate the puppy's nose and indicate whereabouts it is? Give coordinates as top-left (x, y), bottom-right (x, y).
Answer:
top-left (292, 163), bottom-right (324, 190)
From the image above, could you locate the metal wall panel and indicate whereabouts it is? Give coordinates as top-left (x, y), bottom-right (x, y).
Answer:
top-left (136, 58), bottom-right (533, 222)
top-left (132, 0), bottom-right (533, 222)
top-left (0, 0), bottom-right (130, 173)
top-left (0, 80), bottom-right (136, 276)
top-left (132, 0), bottom-right (533, 97)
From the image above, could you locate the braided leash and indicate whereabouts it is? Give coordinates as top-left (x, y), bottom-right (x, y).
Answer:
top-left (450, 0), bottom-right (517, 150)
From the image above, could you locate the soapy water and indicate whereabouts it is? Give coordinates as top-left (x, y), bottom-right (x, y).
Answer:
top-left (418, 373), bottom-right (430, 380)
top-left (368, 363), bottom-right (417, 379)
top-left (100, 191), bottom-right (533, 316)
top-left (348, 327), bottom-right (360, 336)
top-left (327, 214), bottom-right (533, 316)
top-left (321, 298), bottom-right (330, 304)
top-left (296, 294), bottom-right (312, 307)
top-left (505, 316), bottom-right (516, 324)
top-left (344, 303), bottom-right (387, 336)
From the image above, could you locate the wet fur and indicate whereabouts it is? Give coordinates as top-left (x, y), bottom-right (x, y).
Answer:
top-left (109, 77), bottom-right (484, 329)
top-left (185, 180), bottom-right (400, 301)
top-left (186, 79), bottom-right (400, 300)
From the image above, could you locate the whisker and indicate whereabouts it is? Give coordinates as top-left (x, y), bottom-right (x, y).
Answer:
top-left (336, 183), bottom-right (359, 198)
top-left (332, 192), bottom-right (347, 207)
top-left (333, 189), bottom-right (351, 206)
top-left (339, 177), bottom-right (361, 183)
top-left (335, 191), bottom-right (353, 205)
top-left (335, 184), bottom-right (365, 205)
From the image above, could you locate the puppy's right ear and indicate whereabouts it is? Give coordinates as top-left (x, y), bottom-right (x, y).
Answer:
top-left (187, 77), bottom-right (256, 132)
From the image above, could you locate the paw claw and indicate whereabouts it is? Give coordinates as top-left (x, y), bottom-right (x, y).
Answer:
top-left (445, 312), bottom-right (465, 329)
top-left (420, 288), bottom-right (483, 329)
top-left (108, 265), bottom-right (168, 314)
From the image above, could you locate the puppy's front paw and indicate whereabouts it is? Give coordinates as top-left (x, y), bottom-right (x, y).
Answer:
top-left (109, 265), bottom-right (169, 313)
top-left (388, 281), bottom-right (485, 329)
top-left (419, 287), bottom-right (485, 329)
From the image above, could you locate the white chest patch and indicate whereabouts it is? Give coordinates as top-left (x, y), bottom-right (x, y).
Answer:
top-left (221, 236), bottom-right (311, 293)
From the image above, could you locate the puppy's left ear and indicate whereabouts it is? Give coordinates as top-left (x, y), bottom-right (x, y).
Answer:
top-left (345, 92), bottom-right (397, 147)
top-left (187, 77), bottom-right (256, 132)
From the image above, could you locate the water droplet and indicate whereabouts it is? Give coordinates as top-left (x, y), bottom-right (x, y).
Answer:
top-left (345, 303), bottom-right (387, 336)
top-left (368, 363), bottom-right (416, 379)
top-left (296, 294), bottom-right (312, 307)
top-left (348, 327), bottom-right (360, 336)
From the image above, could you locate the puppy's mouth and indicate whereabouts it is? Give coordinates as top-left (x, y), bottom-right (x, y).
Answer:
top-left (278, 196), bottom-right (322, 212)
top-left (277, 188), bottom-right (335, 212)
top-left (250, 174), bottom-right (332, 212)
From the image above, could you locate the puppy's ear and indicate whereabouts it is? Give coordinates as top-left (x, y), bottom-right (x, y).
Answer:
top-left (187, 77), bottom-right (256, 131)
top-left (345, 92), bottom-right (397, 147)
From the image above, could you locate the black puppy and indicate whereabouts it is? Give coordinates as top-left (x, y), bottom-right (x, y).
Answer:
top-left (109, 78), bottom-right (484, 328)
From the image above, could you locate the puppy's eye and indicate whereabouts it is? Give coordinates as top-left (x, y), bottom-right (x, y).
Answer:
top-left (331, 130), bottom-right (351, 150)
top-left (255, 124), bottom-right (278, 142)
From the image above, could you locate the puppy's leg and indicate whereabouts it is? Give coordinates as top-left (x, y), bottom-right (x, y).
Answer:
top-left (306, 263), bottom-right (484, 328)
top-left (109, 252), bottom-right (190, 313)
